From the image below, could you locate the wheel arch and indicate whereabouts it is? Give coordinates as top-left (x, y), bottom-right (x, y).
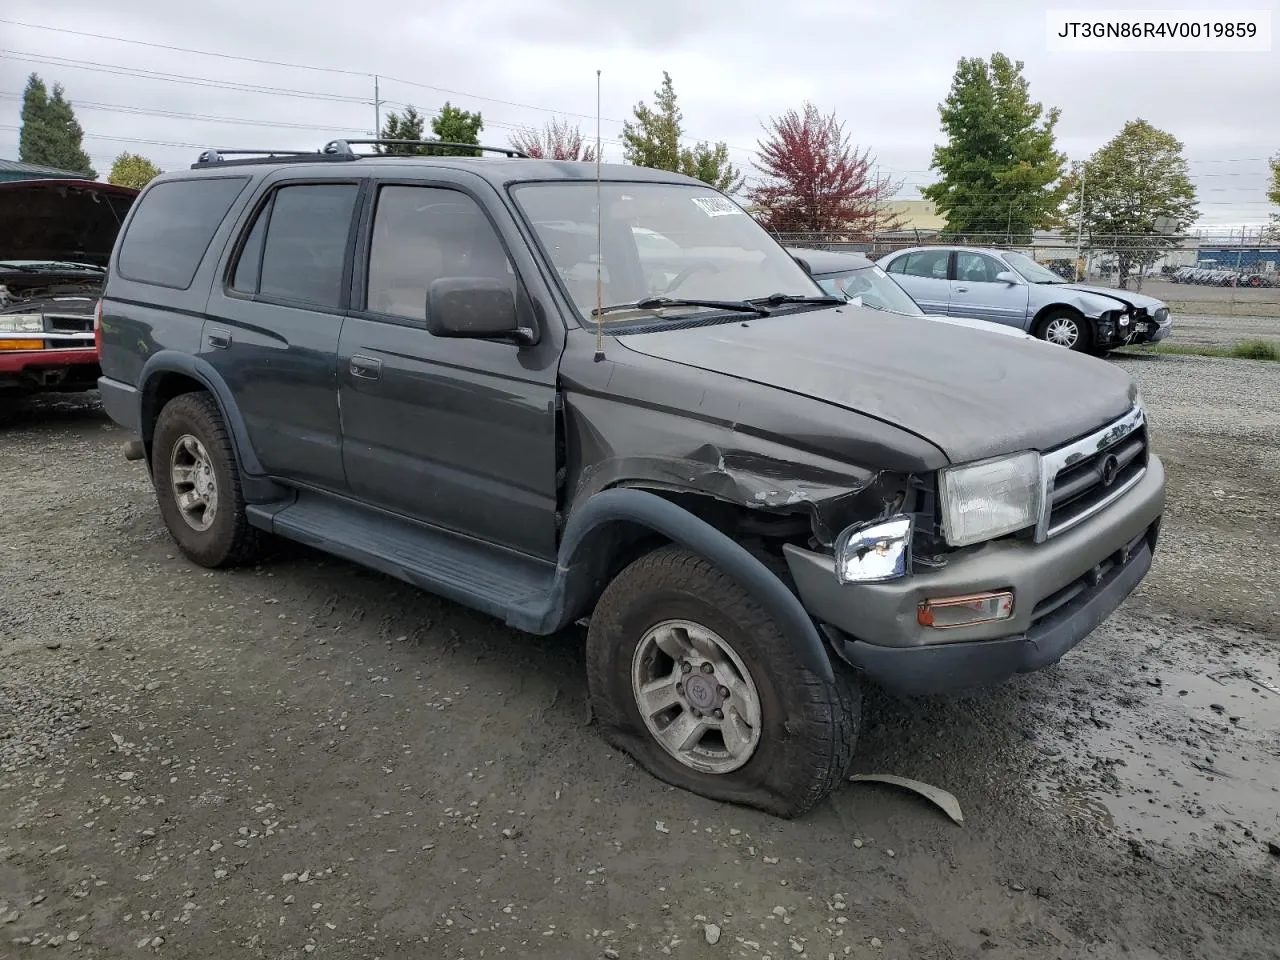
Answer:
top-left (137, 351), bottom-right (285, 501)
top-left (510, 486), bottom-right (835, 682)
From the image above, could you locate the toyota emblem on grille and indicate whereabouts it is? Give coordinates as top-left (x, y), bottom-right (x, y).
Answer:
top-left (1100, 453), bottom-right (1121, 487)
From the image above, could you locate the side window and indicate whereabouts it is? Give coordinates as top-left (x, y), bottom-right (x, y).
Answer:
top-left (252, 184), bottom-right (359, 309)
top-left (955, 252), bottom-right (1003, 283)
top-left (117, 177), bottom-right (249, 288)
top-left (366, 185), bottom-right (515, 322)
top-left (900, 250), bottom-right (950, 280)
top-left (230, 200), bottom-right (269, 294)
top-left (883, 255), bottom-right (906, 275)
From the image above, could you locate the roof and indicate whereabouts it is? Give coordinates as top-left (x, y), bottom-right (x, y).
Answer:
top-left (786, 247), bottom-right (874, 274)
top-left (0, 158), bottom-right (94, 178)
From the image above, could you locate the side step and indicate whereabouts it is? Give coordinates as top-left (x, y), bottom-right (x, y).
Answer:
top-left (246, 492), bottom-right (556, 624)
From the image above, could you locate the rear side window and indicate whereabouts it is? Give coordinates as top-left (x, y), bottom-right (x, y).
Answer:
top-left (117, 177), bottom-right (249, 289)
top-left (899, 250), bottom-right (951, 280)
top-left (230, 183), bottom-right (358, 309)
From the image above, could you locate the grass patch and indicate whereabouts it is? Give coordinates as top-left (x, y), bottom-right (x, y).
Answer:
top-left (1121, 339), bottom-right (1280, 361)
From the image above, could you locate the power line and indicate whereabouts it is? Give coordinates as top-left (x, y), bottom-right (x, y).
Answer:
top-left (0, 20), bottom-right (630, 124)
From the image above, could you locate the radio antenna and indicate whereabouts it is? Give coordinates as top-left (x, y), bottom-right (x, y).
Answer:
top-left (593, 68), bottom-right (606, 363)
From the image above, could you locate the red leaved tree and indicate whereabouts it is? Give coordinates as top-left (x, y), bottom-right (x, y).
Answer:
top-left (748, 102), bottom-right (903, 237)
top-left (509, 118), bottom-right (598, 161)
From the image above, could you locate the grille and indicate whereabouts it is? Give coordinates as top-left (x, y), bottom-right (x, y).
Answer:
top-left (1036, 406), bottom-right (1148, 542)
top-left (45, 313), bottom-right (93, 334)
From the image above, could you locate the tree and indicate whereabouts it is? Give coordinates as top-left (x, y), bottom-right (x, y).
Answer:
top-left (378, 105), bottom-right (428, 154)
top-left (429, 102), bottom-right (484, 157)
top-left (621, 72), bottom-right (743, 192)
top-left (622, 71), bottom-right (682, 171)
top-left (747, 102), bottom-right (904, 236)
top-left (108, 152), bottom-right (162, 190)
top-left (1062, 119), bottom-right (1199, 291)
top-left (18, 73), bottom-right (96, 178)
top-left (509, 118), bottom-right (597, 162)
top-left (679, 141), bottom-right (744, 195)
top-left (1268, 152), bottom-right (1280, 240)
top-left (923, 53), bottom-right (1066, 241)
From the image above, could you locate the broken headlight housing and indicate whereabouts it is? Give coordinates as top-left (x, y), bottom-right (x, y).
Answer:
top-left (0, 313), bottom-right (44, 334)
top-left (938, 450), bottom-right (1043, 547)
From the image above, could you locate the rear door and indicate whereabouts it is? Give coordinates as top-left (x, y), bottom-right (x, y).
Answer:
top-left (882, 249), bottom-right (953, 314)
top-left (202, 177), bottom-right (365, 492)
top-left (336, 175), bottom-right (562, 560)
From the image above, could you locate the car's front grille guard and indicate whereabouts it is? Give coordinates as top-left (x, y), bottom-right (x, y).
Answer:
top-left (1033, 404), bottom-right (1147, 543)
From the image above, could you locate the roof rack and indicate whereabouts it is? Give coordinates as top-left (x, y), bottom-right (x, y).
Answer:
top-left (322, 139), bottom-right (529, 159)
top-left (191, 148), bottom-right (346, 169)
top-left (190, 138), bottom-right (530, 170)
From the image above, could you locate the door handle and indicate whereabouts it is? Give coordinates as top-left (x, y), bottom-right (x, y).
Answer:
top-left (207, 328), bottom-right (232, 349)
top-left (954, 286), bottom-right (969, 293)
top-left (350, 355), bottom-right (382, 380)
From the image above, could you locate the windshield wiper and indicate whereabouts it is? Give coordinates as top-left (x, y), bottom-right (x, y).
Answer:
top-left (747, 293), bottom-right (845, 307)
top-left (591, 296), bottom-right (771, 318)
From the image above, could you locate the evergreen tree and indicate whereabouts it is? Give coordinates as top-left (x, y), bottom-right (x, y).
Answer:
top-left (923, 54), bottom-right (1065, 241)
top-left (19, 74), bottom-right (95, 178)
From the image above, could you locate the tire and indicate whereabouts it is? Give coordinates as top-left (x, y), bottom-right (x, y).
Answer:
top-left (585, 544), bottom-right (861, 818)
top-left (1035, 309), bottom-right (1092, 352)
top-left (151, 391), bottom-right (262, 568)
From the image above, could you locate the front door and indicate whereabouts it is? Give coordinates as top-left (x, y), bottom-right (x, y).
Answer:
top-left (884, 249), bottom-right (953, 314)
top-left (949, 251), bottom-right (1030, 328)
top-left (337, 179), bottom-right (562, 560)
top-left (201, 179), bottom-right (364, 492)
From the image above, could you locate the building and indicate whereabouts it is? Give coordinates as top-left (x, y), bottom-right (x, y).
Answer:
top-left (0, 158), bottom-right (94, 183)
top-left (881, 199), bottom-right (946, 233)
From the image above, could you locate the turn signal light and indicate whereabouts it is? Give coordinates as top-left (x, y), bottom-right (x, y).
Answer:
top-left (918, 591), bottom-right (1014, 629)
top-left (0, 339), bottom-right (45, 351)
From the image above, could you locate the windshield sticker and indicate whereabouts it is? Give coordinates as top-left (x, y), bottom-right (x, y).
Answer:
top-left (691, 196), bottom-right (746, 218)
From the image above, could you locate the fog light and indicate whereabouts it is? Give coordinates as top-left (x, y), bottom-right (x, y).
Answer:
top-left (918, 591), bottom-right (1014, 629)
top-left (0, 339), bottom-right (45, 350)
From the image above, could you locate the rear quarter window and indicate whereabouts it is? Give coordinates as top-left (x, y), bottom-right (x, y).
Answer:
top-left (116, 177), bottom-right (250, 289)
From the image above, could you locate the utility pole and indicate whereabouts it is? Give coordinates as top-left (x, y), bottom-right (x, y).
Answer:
top-left (1074, 161), bottom-right (1087, 280)
top-left (869, 164), bottom-right (879, 252)
top-left (373, 75), bottom-right (382, 138)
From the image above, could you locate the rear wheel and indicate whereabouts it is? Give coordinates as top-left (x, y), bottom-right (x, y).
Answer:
top-left (586, 545), bottom-right (861, 818)
top-left (152, 392), bottom-right (262, 568)
top-left (1036, 309), bottom-right (1092, 352)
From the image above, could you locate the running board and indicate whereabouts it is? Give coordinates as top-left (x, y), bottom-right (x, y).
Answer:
top-left (246, 492), bottom-right (556, 623)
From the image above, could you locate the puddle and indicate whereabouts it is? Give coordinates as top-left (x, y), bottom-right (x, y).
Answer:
top-left (1031, 639), bottom-right (1280, 853)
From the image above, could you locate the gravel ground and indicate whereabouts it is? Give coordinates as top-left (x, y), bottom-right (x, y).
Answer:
top-left (1160, 314), bottom-right (1280, 349)
top-left (2, 351), bottom-right (1278, 960)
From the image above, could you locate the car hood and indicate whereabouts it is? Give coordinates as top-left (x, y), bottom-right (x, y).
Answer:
top-left (615, 305), bottom-right (1136, 464)
top-left (1051, 282), bottom-right (1166, 311)
top-left (0, 179), bottom-right (138, 267)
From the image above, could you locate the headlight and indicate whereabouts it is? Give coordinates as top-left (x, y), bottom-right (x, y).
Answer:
top-left (834, 515), bottom-right (912, 584)
top-left (938, 451), bottom-right (1043, 547)
top-left (0, 313), bottom-right (44, 334)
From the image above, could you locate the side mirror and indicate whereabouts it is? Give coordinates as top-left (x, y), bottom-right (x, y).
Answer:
top-left (792, 255), bottom-right (813, 275)
top-left (425, 277), bottom-right (535, 344)
top-left (994, 271), bottom-right (1019, 285)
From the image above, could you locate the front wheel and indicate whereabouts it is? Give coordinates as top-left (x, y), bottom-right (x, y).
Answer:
top-left (586, 545), bottom-right (861, 818)
top-left (1036, 309), bottom-right (1092, 351)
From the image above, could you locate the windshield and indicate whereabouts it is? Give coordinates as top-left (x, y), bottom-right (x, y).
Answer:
top-left (512, 181), bottom-right (821, 322)
top-left (1002, 250), bottom-right (1066, 284)
top-left (814, 264), bottom-right (924, 316)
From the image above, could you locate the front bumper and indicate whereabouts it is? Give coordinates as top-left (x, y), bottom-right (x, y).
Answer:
top-left (783, 455), bottom-right (1165, 695)
top-left (0, 346), bottom-right (100, 392)
top-left (1127, 315), bottom-right (1172, 344)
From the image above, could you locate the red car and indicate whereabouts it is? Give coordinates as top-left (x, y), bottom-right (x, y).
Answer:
top-left (0, 179), bottom-right (138, 398)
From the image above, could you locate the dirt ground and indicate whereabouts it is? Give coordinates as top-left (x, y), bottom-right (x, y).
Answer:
top-left (2, 349), bottom-right (1278, 960)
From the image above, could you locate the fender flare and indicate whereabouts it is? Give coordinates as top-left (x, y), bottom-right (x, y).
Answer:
top-left (137, 350), bottom-right (265, 475)
top-left (509, 487), bottom-right (834, 682)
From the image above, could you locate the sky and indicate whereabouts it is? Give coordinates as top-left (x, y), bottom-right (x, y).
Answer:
top-left (1, 1), bottom-right (1276, 228)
